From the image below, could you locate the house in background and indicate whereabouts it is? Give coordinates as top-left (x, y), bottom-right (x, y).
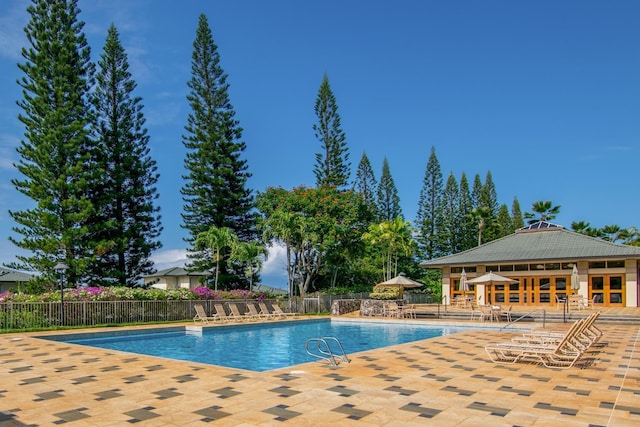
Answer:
top-left (142, 267), bottom-right (210, 290)
top-left (0, 268), bottom-right (35, 293)
top-left (421, 221), bottom-right (640, 308)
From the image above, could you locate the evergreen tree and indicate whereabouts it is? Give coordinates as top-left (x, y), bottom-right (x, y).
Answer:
top-left (496, 204), bottom-right (512, 238)
top-left (471, 174), bottom-right (483, 208)
top-left (479, 171), bottom-right (499, 242)
top-left (353, 151), bottom-right (378, 215)
top-left (458, 172), bottom-right (476, 251)
top-left (376, 157), bottom-right (402, 221)
top-left (415, 146), bottom-right (444, 259)
top-left (10, 0), bottom-right (95, 286)
top-left (181, 14), bottom-right (255, 285)
top-left (313, 74), bottom-right (350, 188)
top-left (440, 172), bottom-right (460, 254)
top-left (89, 24), bottom-right (162, 286)
top-left (511, 197), bottom-right (524, 230)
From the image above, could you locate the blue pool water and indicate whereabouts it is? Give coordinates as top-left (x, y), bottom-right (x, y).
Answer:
top-left (51, 320), bottom-right (472, 372)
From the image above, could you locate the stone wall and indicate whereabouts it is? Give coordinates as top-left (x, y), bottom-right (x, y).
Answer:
top-left (330, 299), bottom-right (362, 315)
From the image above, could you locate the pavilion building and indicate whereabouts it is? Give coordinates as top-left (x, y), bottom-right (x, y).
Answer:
top-left (420, 221), bottom-right (640, 308)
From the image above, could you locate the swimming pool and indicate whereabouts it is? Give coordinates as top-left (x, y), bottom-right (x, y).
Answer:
top-left (45, 319), bottom-right (477, 372)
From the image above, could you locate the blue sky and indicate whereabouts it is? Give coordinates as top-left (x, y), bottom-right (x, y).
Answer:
top-left (0, 0), bottom-right (638, 288)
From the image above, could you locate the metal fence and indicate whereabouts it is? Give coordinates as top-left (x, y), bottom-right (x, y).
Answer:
top-left (0, 293), bottom-right (436, 331)
top-left (0, 299), bottom-right (287, 331)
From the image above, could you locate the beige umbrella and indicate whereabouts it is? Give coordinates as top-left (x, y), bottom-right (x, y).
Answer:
top-left (459, 268), bottom-right (469, 295)
top-left (378, 274), bottom-right (424, 289)
top-left (466, 271), bottom-right (518, 304)
top-left (571, 265), bottom-right (580, 294)
top-left (466, 271), bottom-right (518, 286)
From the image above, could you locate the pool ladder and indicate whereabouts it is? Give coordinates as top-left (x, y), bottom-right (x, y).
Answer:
top-left (305, 337), bottom-right (350, 367)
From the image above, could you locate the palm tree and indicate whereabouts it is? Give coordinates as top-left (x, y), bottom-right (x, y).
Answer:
top-left (600, 224), bottom-right (628, 243)
top-left (524, 200), bottom-right (561, 224)
top-left (363, 217), bottom-right (415, 280)
top-left (261, 209), bottom-right (302, 297)
top-left (231, 241), bottom-right (268, 289)
top-left (469, 207), bottom-right (493, 246)
top-left (194, 226), bottom-right (237, 290)
top-left (571, 220), bottom-right (602, 238)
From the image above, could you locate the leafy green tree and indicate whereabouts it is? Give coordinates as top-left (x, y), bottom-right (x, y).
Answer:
top-left (89, 24), bottom-right (162, 286)
top-left (231, 240), bottom-right (268, 289)
top-left (362, 217), bottom-right (416, 281)
top-left (259, 209), bottom-right (303, 297)
top-left (194, 226), bottom-right (237, 290)
top-left (180, 14), bottom-right (256, 284)
top-left (10, 0), bottom-right (96, 286)
top-left (511, 197), bottom-right (524, 230)
top-left (524, 200), bottom-right (561, 224)
top-left (376, 157), bottom-right (402, 221)
top-left (353, 151), bottom-right (378, 215)
top-left (458, 172), bottom-right (476, 251)
top-left (257, 186), bottom-right (371, 297)
top-left (313, 74), bottom-right (350, 188)
top-left (440, 172), bottom-right (460, 254)
top-left (415, 147), bottom-right (444, 259)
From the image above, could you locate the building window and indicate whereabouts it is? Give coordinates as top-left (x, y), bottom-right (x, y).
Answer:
top-left (545, 263), bottom-right (560, 270)
top-left (514, 264), bottom-right (529, 271)
top-left (499, 265), bottom-right (514, 272)
top-left (589, 261), bottom-right (606, 269)
top-left (607, 260), bottom-right (625, 268)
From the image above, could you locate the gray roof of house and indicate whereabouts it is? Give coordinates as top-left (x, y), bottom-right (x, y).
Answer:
top-left (421, 222), bottom-right (640, 268)
top-left (0, 269), bottom-right (34, 282)
top-left (142, 267), bottom-right (211, 278)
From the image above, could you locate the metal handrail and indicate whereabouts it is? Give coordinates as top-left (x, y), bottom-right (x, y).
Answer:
top-left (305, 337), bottom-right (350, 367)
top-left (500, 307), bottom-right (546, 330)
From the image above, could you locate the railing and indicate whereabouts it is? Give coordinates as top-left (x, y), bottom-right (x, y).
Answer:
top-left (305, 336), bottom-right (350, 367)
top-left (0, 299), bottom-right (286, 331)
top-left (500, 307), bottom-right (546, 330)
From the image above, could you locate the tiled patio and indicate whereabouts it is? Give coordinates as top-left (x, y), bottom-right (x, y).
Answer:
top-left (0, 316), bottom-right (639, 426)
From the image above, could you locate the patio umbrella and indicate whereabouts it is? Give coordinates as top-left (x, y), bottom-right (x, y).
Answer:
top-left (466, 271), bottom-right (518, 286)
top-left (466, 271), bottom-right (518, 304)
top-left (459, 268), bottom-right (469, 295)
top-left (378, 274), bottom-right (424, 289)
top-left (571, 265), bottom-right (580, 294)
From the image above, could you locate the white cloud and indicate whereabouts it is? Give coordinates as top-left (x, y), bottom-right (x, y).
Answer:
top-left (149, 244), bottom-right (288, 287)
top-left (150, 248), bottom-right (189, 271)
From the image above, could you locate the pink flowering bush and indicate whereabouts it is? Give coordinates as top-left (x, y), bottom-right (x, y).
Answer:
top-left (0, 286), bottom-right (274, 303)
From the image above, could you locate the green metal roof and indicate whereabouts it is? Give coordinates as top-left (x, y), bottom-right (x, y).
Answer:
top-left (0, 269), bottom-right (33, 282)
top-left (420, 222), bottom-right (640, 268)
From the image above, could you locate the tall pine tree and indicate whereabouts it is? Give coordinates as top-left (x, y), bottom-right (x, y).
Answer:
top-left (511, 197), bottom-right (524, 230)
top-left (90, 24), bottom-right (162, 286)
top-left (353, 151), bottom-right (378, 217)
top-left (10, 0), bottom-right (95, 286)
top-left (415, 147), bottom-right (444, 259)
top-left (313, 74), bottom-right (350, 188)
top-left (440, 172), bottom-right (460, 254)
top-left (181, 14), bottom-right (255, 284)
top-left (458, 172), bottom-right (476, 251)
top-left (376, 157), bottom-right (402, 221)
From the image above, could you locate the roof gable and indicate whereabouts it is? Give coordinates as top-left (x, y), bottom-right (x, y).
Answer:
top-left (421, 222), bottom-right (640, 267)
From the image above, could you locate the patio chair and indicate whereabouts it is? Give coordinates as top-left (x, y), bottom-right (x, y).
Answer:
top-left (384, 302), bottom-right (401, 318)
top-left (245, 303), bottom-right (264, 320)
top-left (213, 303), bottom-right (231, 322)
top-left (193, 304), bottom-right (220, 325)
top-left (227, 303), bottom-right (251, 321)
top-left (485, 318), bottom-right (585, 369)
top-left (258, 302), bottom-right (278, 320)
top-left (477, 305), bottom-right (493, 322)
top-left (513, 312), bottom-right (601, 352)
top-left (500, 305), bottom-right (513, 322)
top-left (401, 304), bottom-right (417, 319)
top-left (271, 304), bottom-right (295, 318)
